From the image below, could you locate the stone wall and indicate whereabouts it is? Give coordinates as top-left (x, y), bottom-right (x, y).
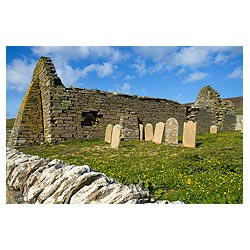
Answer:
top-left (185, 106), bottom-right (214, 133)
top-left (6, 148), bottom-right (184, 204)
top-left (47, 87), bottom-right (186, 143)
top-left (8, 57), bottom-right (186, 146)
top-left (8, 57), bottom-right (64, 146)
top-left (6, 147), bottom-right (151, 204)
top-left (8, 58), bottom-right (237, 147)
top-left (185, 85), bottom-right (237, 132)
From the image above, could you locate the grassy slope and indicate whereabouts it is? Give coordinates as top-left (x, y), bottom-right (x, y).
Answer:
top-left (18, 131), bottom-right (243, 204)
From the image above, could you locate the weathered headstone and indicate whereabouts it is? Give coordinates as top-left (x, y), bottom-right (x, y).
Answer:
top-left (139, 124), bottom-right (144, 140)
top-left (182, 121), bottom-right (197, 148)
top-left (241, 121), bottom-right (243, 133)
top-left (210, 125), bottom-right (218, 134)
top-left (111, 124), bottom-right (122, 148)
top-left (152, 122), bottom-right (165, 144)
top-left (145, 123), bottom-right (153, 141)
top-left (104, 124), bottom-right (113, 143)
top-left (165, 118), bottom-right (178, 145)
top-left (235, 115), bottom-right (243, 130)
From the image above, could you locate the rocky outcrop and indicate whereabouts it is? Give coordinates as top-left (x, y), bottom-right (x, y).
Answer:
top-left (6, 147), bottom-right (152, 204)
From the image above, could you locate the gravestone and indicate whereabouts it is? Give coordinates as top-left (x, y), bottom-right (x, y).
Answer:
top-left (241, 121), bottom-right (243, 133)
top-left (139, 124), bottom-right (144, 140)
top-left (235, 115), bottom-right (243, 130)
top-left (104, 124), bottom-right (113, 143)
top-left (145, 123), bottom-right (153, 141)
top-left (111, 124), bottom-right (122, 148)
top-left (210, 125), bottom-right (218, 134)
top-left (182, 121), bottom-right (197, 148)
top-left (152, 122), bottom-right (165, 144)
top-left (165, 118), bottom-right (178, 145)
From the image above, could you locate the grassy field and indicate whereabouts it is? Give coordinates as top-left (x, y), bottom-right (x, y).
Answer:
top-left (6, 118), bottom-right (15, 130)
top-left (236, 109), bottom-right (243, 115)
top-left (18, 131), bottom-right (243, 204)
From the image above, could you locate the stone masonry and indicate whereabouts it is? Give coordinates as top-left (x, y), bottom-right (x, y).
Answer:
top-left (8, 58), bottom-right (237, 147)
top-left (8, 57), bottom-right (186, 146)
top-left (185, 85), bottom-right (237, 133)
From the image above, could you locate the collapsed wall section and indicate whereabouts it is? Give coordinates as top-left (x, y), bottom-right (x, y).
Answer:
top-left (185, 85), bottom-right (237, 132)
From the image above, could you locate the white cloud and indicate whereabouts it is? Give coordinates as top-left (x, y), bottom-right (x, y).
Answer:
top-left (110, 83), bottom-right (131, 94)
top-left (214, 53), bottom-right (228, 64)
top-left (132, 59), bottom-right (147, 75)
top-left (176, 67), bottom-right (185, 75)
top-left (56, 62), bottom-right (114, 86)
top-left (56, 65), bottom-right (83, 86)
top-left (31, 46), bottom-right (117, 86)
top-left (82, 62), bottom-right (113, 78)
top-left (6, 58), bottom-right (36, 91)
top-left (149, 63), bottom-right (168, 74)
top-left (133, 46), bottom-right (243, 71)
top-left (134, 46), bottom-right (177, 62)
top-left (226, 67), bottom-right (243, 79)
top-left (172, 47), bottom-right (212, 67)
top-left (184, 71), bottom-right (208, 83)
top-left (120, 83), bottom-right (131, 94)
top-left (96, 62), bottom-right (113, 77)
top-left (32, 46), bottom-right (124, 64)
top-left (123, 74), bottom-right (134, 81)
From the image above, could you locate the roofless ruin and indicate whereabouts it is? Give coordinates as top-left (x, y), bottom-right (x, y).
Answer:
top-left (8, 57), bottom-right (237, 147)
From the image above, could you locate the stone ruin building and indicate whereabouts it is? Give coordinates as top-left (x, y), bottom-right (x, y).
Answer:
top-left (186, 86), bottom-right (237, 132)
top-left (7, 57), bottom-right (237, 147)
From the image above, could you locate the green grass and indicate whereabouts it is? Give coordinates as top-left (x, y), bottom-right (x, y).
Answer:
top-left (18, 131), bottom-right (243, 204)
top-left (236, 108), bottom-right (243, 115)
top-left (6, 118), bottom-right (15, 130)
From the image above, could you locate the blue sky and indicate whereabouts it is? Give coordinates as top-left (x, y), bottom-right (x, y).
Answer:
top-left (6, 46), bottom-right (243, 118)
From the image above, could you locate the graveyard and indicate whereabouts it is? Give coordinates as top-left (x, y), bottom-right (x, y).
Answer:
top-left (17, 130), bottom-right (243, 204)
top-left (6, 56), bottom-right (243, 204)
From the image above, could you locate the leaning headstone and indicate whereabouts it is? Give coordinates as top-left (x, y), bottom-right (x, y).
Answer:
top-left (182, 121), bottom-right (197, 148)
top-left (145, 123), bottom-right (153, 141)
top-left (104, 124), bottom-right (113, 143)
top-left (111, 124), bottom-right (122, 149)
top-left (152, 122), bottom-right (165, 144)
top-left (165, 118), bottom-right (178, 145)
top-left (210, 125), bottom-right (218, 134)
top-left (139, 124), bottom-right (144, 140)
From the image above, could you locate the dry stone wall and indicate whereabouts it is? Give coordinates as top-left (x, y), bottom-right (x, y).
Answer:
top-left (46, 87), bottom-right (186, 143)
top-left (6, 147), bottom-right (151, 204)
top-left (6, 148), bottom-right (185, 204)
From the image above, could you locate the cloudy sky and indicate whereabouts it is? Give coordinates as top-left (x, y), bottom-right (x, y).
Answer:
top-left (6, 46), bottom-right (243, 118)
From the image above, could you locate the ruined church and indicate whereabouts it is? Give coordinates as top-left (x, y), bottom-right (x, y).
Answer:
top-left (8, 57), bottom-right (237, 147)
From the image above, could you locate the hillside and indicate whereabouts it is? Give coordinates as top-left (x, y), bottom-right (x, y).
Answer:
top-left (223, 96), bottom-right (243, 110)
